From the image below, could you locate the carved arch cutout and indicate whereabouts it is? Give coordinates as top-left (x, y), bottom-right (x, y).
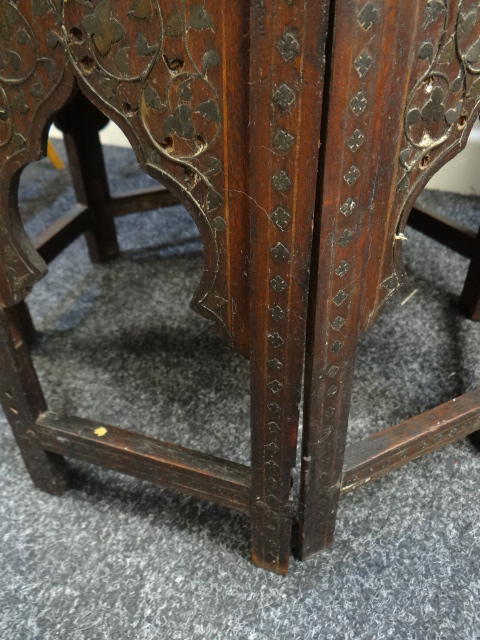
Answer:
top-left (368, 0), bottom-right (480, 327)
top-left (72, 77), bottom-right (224, 333)
top-left (393, 103), bottom-right (480, 290)
top-left (0, 0), bottom-right (250, 350)
top-left (0, 0), bottom-right (76, 308)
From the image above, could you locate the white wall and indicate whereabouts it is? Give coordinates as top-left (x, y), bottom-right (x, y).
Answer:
top-left (425, 120), bottom-right (480, 195)
top-left (50, 121), bottom-right (130, 148)
top-left (51, 119), bottom-right (480, 195)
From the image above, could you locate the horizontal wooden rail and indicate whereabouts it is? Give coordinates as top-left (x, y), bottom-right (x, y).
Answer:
top-left (36, 412), bottom-right (252, 514)
top-left (33, 205), bottom-right (89, 264)
top-left (106, 187), bottom-right (180, 217)
top-left (30, 188), bottom-right (180, 265)
top-left (408, 205), bottom-right (476, 259)
top-left (342, 388), bottom-right (480, 492)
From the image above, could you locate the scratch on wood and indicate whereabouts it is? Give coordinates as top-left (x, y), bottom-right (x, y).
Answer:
top-left (221, 188), bottom-right (268, 215)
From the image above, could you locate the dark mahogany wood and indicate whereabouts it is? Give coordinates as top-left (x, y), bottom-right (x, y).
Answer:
top-left (0, 0), bottom-right (329, 574)
top-left (36, 411), bottom-right (252, 514)
top-left (460, 228), bottom-right (480, 320)
top-left (2, 0), bottom-right (480, 574)
top-left (54, 92), bottom-right (120, 263)
top-left (408, 205), bottom-right (476, 259)
top-left (33, 205), bottom-right (89, 264)
top-left (407, 203), bottom-right (480, 320)
top-left (106, 186), bottom-right (179, 218)
top-left (299, 0), bottom-right (480, 561)
top-left (248, 0), bottom-right (331, 573)
top-left (9, 300), bottom-right (36, 344)
top-left (342, 388), bottom-right (480, 492)
top-left (0, 307), bottom-right (68, 495)
top-left (0, 0), bottom-right (252, 355)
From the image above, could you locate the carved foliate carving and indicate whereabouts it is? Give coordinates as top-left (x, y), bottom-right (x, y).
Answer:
top-left (327, 0), bottom-right (480, 334)
top-left (0, 0), bottom-right (70, 305)
top-left (66, 0), bottom-right (227, 329)
top-left (397, 0), bottom-right (480, 196)
top-left (0, 0), bottom-right (247, 346)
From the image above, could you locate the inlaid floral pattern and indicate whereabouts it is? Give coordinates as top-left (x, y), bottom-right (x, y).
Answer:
top-left (81, 1), bottom-right (126, 56)
top-left (0, 0), bottom-right (230, 333)
top-left (397, 0), bottom-right (480, 193)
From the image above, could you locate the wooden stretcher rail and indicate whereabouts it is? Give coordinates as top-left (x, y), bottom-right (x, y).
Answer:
top-left (35, 411), bottom-right (252, 514)
top-left (408, 205), bottom-right (476, 259)
top-left (33, 205), bottom-right (89, 264)
top-left (31, 188), bottom-right (180, 265)
top-left (107, 187), bottom-right (180, 218)
top-left (342, 388), bottom-right (480, 492)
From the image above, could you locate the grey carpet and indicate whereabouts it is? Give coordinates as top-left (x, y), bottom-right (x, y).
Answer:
top-left (1, 142), bottom-right (479, 639)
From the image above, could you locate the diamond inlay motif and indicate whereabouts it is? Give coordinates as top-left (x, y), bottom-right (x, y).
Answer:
top-left (267, 402), bottom-right (282, 414)
top-left (272, 84), bottom-right (296, 110)
top-left (340, 198), bottom-right (356, 217)
top-left (270, 206), bottom-right (291, 231)
top-left (271, 275), bottom-right (288, 292)
top-left (338, 229), bottom-right (354, 247)
top-left (350, 90), bottom-right (368, 116)
top-left (344, 165), bottom-right (360, 185)
top-left (268, 332), bottom-right (284, 348)
top-left (266, 442), bottom-right (280, 454)
top-left (335, 260), bottom-right (350, 277)
top-left (268, 358), bottom-right (283, 371)
top-left (265, 477), bottom-right (278, 489)
top-left (358, 3), bottom-right (379, 30)
top-left (270, 242), bottom-right (290, 263)
top-left (333, 290), bottom-right (348, 306)
top-left (355, 51), bottom-right (373, 77)
top-left (268, 380), bottom-right (283, 394)
top-left (272, 170), bottom-right (292, 193)
top-left (277, 31), bottom-right (301, 61)
top-left (267, 421), bottom-right (281, 432)
top-left (327, 365), bottom-right (340, 378)
top-left (269, 305), bottom-right (286, 322)
top-left (331, 316), bottom-right (345, 331)
top-left (274, 129), bottom-right (295, 152)
top-left (347, 128), bottom-right (366, 152)
top-left (327, 385), bottom-right (338, 397)
top-left (331, 340), bottom-right (344, 354)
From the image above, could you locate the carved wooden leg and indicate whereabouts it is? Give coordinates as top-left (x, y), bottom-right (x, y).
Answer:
top-left (54, 93), bottom-right (119, 264)
top-left (462, 230), bottom-right (480, 445)
top-left (468, 429), bottom-right (480, 450)
top-left (298, 0), bottom-right (480, 560)
top-left (298, 241), bottom-right (359, 558)
top-left (248, 1), bottom-right (329, 573)
top-left (460, 229), bottom-right (480, 321)
top-left (10, 301), bottom-right (36, 344)
top-left (0, 307), bottom-right (68, 495)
